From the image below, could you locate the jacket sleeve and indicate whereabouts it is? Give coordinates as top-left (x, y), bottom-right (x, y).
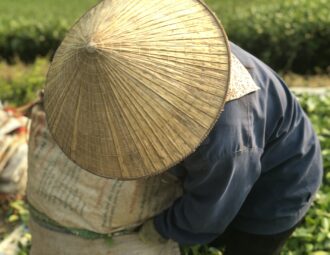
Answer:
top-left (153, 145), bottom-right (262, 245)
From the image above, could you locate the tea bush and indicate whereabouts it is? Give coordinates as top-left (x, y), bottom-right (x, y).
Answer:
top-left (0, 19), bottom-right (67, 63)
top-left (0, 0), bottom-right (329, 73)
top-left (280, 93), bottom-right (330, 255)
top-left (0, 0), bottom-right (96, 63)
top-left (0, 58), bottom-right (47, 106)
top-left (209, 0), bottom-right (330, 73)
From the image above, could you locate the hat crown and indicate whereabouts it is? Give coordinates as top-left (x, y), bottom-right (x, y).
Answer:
top-left (86, 41), bottom-right (98, 53)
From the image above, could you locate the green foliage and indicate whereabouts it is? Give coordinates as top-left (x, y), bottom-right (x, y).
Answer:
top-left (17, 234), bottom-right (32, 255)
top-left (6, 200), bottom-right (30, 226)
top-left (297, 93), bottom-right (330, 179)
top-left (207, 0), bottom-right (330, 74)
top-left (181, 245), bottom-right (223, 255)
top-left (0, 0), bottom-right (329, 73)
top-left (282, 192), bottom-right (330, 255)
top-left (0, 0), bottom-right (96, 22)
top-left (0, 197), bottom-right (31, 254)
top-left (0, 18), bottom-right (67, 63)
top-left (0, 0), bottom-right (97, 63)
top-left (0, 58), bottom-right (47, 106)
top-left (281, 93), bottom-right (330, 254)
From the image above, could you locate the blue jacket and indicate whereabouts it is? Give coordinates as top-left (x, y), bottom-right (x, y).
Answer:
top-left (153, 43), bottom-right (323, 245)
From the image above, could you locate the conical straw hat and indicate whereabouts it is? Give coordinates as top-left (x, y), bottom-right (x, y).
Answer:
top-left (44, 0), bottom-right (231, 179)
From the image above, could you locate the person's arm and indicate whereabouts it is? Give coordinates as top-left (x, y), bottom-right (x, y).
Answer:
top-left (153, 140), bottom-right (263, 245)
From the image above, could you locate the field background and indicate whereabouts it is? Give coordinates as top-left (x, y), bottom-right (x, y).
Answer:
top-left (0, 0), bottom-right (273, 22)
top-left (0, 0), bottom-right (329, 255)
top-left (0, 0), bottom-right (96, 24)
top-left (0, 0), bottom-right (284, 22)
top-left (1, 0), bottom-right (329, 72)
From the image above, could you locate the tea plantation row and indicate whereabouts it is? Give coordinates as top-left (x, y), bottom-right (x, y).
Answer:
top-left (0, 0), bottom-right (329, 73)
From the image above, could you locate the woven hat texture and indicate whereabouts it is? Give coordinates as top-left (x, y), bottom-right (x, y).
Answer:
top-left (44, 0), bottom-right (230, 179)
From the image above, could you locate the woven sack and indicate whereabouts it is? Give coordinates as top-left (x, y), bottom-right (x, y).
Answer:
top-left (27, 104), bottom-right (183, 254)
top-left (27, 52), bottom-right (259, 254)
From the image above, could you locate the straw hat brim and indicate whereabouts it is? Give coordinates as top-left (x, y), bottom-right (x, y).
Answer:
top-left (44, 0), bottom-right (231, 179)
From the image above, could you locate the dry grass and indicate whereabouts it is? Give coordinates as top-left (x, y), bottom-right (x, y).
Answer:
top-left (0, 59), bottom-right (48, 83)
top-left (283, 73), bottom-right (330, 88)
